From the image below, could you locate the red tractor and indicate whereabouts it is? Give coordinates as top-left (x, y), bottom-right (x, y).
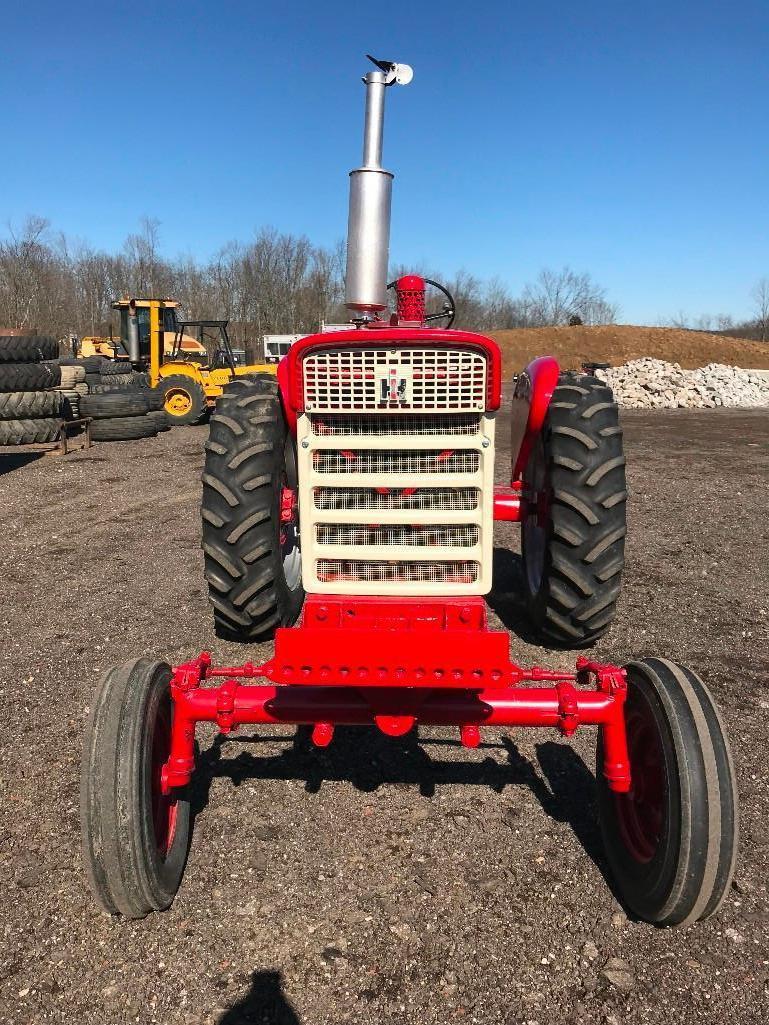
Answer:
top-left (81, 56), bottom-right (738, 926)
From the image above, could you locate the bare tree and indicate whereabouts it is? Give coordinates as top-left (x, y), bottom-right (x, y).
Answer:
top-left (751, 278), bottom-right (769, 342)
top-left (124, 217), bottom-right (164, 296)
top-left (521, 267), bottom-right (618, 326)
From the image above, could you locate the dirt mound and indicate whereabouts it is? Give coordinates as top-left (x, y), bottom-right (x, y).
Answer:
top-left (490, 324), bottom-right (769, 372)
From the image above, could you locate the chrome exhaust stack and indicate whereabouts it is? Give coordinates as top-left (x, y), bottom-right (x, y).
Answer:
top-left (344, 55), bottom-right (413, 318)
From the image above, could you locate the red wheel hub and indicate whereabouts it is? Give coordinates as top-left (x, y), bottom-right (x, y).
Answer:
top-left (615, 702), bottom-right (665, 862)
top-left (150, 700), bottom-right (178, 857)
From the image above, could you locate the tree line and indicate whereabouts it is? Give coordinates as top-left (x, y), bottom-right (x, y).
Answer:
top-left (4, 215), bottom-right (765, 343)
top-left (0, 216), bottom-right (625, 344)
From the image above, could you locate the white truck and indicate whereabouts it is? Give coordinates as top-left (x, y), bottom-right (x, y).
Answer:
top-left (263, 324), bottom-right (355, 363)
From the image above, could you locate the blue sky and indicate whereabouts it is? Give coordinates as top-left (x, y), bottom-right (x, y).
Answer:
top-left (2, 1), bottom-right (767, 323)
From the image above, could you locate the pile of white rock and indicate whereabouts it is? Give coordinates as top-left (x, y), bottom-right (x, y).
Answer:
top-left (595, 358), bottom-right (769, 409)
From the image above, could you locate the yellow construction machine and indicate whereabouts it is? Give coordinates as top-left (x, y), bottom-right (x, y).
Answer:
top-left (111, 297), bottom-right (275, 425)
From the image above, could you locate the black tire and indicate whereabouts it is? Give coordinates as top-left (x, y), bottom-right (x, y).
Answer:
top-left (202, 374), bottom-right (304, 641)
top-left (0, 417), bottom-right (61, 445)
top-left (99, 360), bottom-right (133, 376)
top-left (147, 410), bottom-right (170, 432)
top-left (98, 376), bottom-right (138, 390)
top-left (0, 335), bottom-right (58, 363)
top-left (160, 374), bottom-right (208, 425)
top-left (597, 658), bottom-right (738, 926)
top-left (0, 390), bottom-right (62, 420)
top-left (88, 380), bottom-right (140, 395)
top-left (145, 388), bottom-right (166, 412)
top-left (521, 372), bottom-right (627, 646)
top-left (0, 362), bottom-right (60, 392)
top-left (80, 658), bottom-right (191, 918)
top-left (80, 393), bottom-right (149, 419)
top-left (91, 415), bottom-right (158, 442)
top-left (81, 355), bottom-right (105, 372)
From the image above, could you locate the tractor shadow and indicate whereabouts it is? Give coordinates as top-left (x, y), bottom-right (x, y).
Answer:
top-left (191, 727), bottom-right (617, 898)
top-left (216, 969), bottom-right (300, 1024)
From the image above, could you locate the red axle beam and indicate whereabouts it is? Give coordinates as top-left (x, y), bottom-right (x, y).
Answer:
top-left (161, 656), bottom-right (631, 797)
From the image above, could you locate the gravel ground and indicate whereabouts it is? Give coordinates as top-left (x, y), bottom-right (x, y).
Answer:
top-left (1, 410), bottom-right (768, 1025)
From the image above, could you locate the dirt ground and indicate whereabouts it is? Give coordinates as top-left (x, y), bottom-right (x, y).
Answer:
top-left (491, 324), bottom-right (769, 372)
top-left (1, 408), bottom-right (768, 1025)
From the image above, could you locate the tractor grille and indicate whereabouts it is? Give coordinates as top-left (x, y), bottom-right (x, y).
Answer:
top-left (316, 524), bottom-right (480, 547)
top-left (298, 345), bottom-right (494, 596)
top-left (303, 347), bottom-right (487, 412)
top-left (313, 449), bottom-right (480, 475)
top-left (313, 487), bottom-right (480, 512)
top-left (316, 560), bottom-right (479, 584)
top-left (311, 414), bottom-right (482, 436)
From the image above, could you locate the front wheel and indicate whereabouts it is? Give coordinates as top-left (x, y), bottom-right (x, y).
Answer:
top-left (80, 658), bottom-right (191, 918)
top-left (160, 374), bottom-right (208, 425)
top-left (597, 658), bottom-right (738, 926)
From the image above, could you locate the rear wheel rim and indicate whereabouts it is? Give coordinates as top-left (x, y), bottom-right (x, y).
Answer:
top-left (522, 435), bottom-right (548, 593)
top-left (150, 697), bottom-right (178, 858)
top-left (615, 700), bottom-right (666, 863)
top-left (165, 389), bottom-right (193, 416)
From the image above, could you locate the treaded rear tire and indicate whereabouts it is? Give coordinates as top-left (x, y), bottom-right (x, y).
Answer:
top-left (0, 335), bottom-right (58, 362)
top-left (521, 371), bottom-right (627, 646)
top-left (99, 361), bottom-right (133, 376)
top-left (0, 418), bottom-right (61, 444)
top-left (597, 658), bottom-right (739, 926)
top-left (0, 363), bottom-right (60, 392)
top-left (80, 658), bottom-right (191, 918)
top-left (202, 373), bottom-right (304, 641)
top-left (0, 390), bottom-right (62, 420)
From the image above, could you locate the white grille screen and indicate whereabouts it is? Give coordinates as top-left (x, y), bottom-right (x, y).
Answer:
top-left (311, 414), bottom-right (482, 436)
top-left (303, 347), bottom-right (487, 412)
top-left (313, 487), bottom-right (480, 512)
top-left (313, 449), bottom-right (480, 475)
top-left (316, 524), bottom-right (480, 547)
top-left (316, 560), bottom-right (479, 584)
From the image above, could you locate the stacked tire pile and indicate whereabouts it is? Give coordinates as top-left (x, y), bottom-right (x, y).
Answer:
top-left (56, 356), bottom-right (170, 441)
top-left (0, 335), bottom-right (64, 446)
top-left (56, 362), bottom-right (89, 420)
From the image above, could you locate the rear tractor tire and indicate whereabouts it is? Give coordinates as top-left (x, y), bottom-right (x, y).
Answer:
top-left (81, 658), bottom-right (191, 918)
top-left (160, 374), bottom-right (208, 426)
top-left (0, 334), bottom-right (58, 363)
top-left (521, 371), bottom-right (627, 647)
top-left (202, 373), bottom-right (304, 641)
top-left (598, 658), bottom-right (738, 926)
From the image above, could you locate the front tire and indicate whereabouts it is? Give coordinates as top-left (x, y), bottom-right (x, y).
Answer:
top-left (161, 374), bottom-right (208, 425)
top-left (522, 371), bottom-right (627, 646)
top-left (80, 658), bottom-right (191, 918)
top-left (202, 373), bottom-right (304, 641)
top-left (597, 658), bottom-right (738, 926)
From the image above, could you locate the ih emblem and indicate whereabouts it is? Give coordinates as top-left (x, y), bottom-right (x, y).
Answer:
top-left (377, 364), bottom-right (412, 404)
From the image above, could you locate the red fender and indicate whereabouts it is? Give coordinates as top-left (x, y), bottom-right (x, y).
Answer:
top-left (509, 356), bottom-right (561, 482)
